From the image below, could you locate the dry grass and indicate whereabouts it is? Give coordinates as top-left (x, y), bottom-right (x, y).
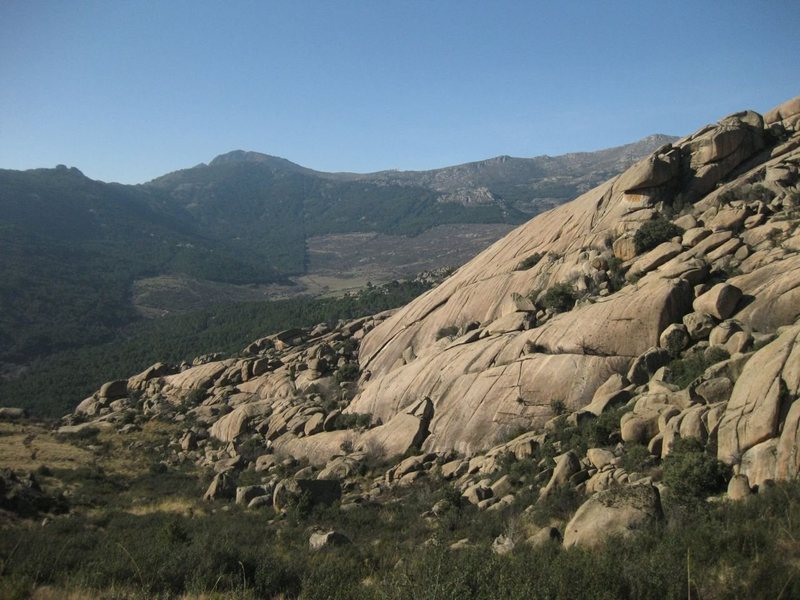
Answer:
top-left (94, 420), bottom-right (184, 477)
top-left (30, 586), bottom-right (97, 600)
top-left (127, 497), bottom-right (204, 517)
top-left (0, 423), bottom-right (92, 471)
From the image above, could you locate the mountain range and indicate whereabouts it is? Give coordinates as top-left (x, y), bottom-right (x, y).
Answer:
top-left (0, 134), bottom-right (673, 368)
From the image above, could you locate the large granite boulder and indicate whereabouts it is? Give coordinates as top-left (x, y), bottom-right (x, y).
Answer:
top-left (563, 485), bottom-right (663, 548)
top-left (718, 325), bottom-right (800, 467)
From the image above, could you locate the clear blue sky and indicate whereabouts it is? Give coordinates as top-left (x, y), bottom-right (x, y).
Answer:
top-left (1, 0), bottom-right (798, 184)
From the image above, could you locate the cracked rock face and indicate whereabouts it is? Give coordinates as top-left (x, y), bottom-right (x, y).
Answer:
top-left (718, 325), bottom-right (800, 469)
top-left (343, 99), bottom-right (800, 458)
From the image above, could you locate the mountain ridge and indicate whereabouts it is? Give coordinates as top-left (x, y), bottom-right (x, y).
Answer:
top-left (153, 133), bottom-right (677, 191)
top-left (0, 133), bottom-right (674, 373)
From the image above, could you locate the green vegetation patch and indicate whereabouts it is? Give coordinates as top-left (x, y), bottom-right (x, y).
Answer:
top-left (515, 252), bottom-right (544, 270)
top-left (634, 217), bottom-right (684, 254)
top-left (436, 325), bottom-right (460, 340)
top-left (541, 283), bottom-right (577, 313)
top-left (0, 279), bottom-right (432, 417)
top-left (2, 475), bottom-right (800, 599)
top-left (667, 346), bottom-right (730, 389)
top-left (662, 438), bottom-right (731, 504)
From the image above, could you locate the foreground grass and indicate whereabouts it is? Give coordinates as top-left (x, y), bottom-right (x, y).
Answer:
top-left (2, 419), bottom-right (799, 599)
top-left (2, 473), bottom-right (800, 599)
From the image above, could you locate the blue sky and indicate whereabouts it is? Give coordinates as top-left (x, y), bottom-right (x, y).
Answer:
top-left (1, 0), bottom-right (798, 184)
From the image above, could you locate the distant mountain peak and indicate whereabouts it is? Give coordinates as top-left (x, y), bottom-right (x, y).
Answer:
top-left (209, 150), bottom-right (305, 171)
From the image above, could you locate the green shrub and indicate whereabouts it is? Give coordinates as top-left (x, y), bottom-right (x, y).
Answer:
top-left (662, 438), bottom-right (730, 504)
top-left (515, 252), bottom-right (544, 270)
top-left (541, 283), bottom-right (576, 313)
top-left (606, 256), bottom-right (626, 292)
top-left (634, 218), bottom-right (684, 254)
top-left (668, 346), bottom-right (730, 388)
top-left (621, 444), bottom-right (655, 473)
top-left (530, 486), bottom-right (582, 525)
top-left (334, 362), bottom-right (360, 383)
top-left (549, 407), bottom-right (628, 456)
top-left (436, 325), bottom-right (460, 340)
top-left (159, 519), bottom-right (190, 546)
top-left (331, 412), bottom-right (373, 431)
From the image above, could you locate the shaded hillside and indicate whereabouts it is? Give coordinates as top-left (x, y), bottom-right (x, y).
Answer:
top-left (147, 159), bottom-right (521, 275)
top-left (0, 276), bottom-right (436, 417)
top-left (0, 136), bottom-right (666, 367)
top-left (0, 166), bottom-right (279, 363)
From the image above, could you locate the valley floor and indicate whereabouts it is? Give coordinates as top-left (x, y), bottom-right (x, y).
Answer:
top-left (132, 224), bottom-right (515, 317)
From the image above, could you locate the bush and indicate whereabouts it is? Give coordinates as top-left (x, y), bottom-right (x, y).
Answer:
top-left (621, 444), bottom-right (655, 473)
top-left (668, 346), bottom-right (730, 388)
top-left (634, 218), bottom-right (684, 254)
top-left (662, 438), bottom-right (730, 504)
top-left (334, 363), bottom-right (360, 383)
top-left (436, 325), bottom-right (460, 340)
top-left (547, 407), bottom-right (628, 457)
top-left (331, 412), bottom-right (373, 431)
top-left (719, 183), bottom-right (775, 204)
top-left (530, 486), bottom-right (582, 525)
top-left (515, 252), bottom-right (544, 270)
top-left (550, 398), bottom-right (567, 415)
top-left (606, 256), bottom-right (626, 292)
top-left (541, 283), bottom-right (576, 313)
top-left (159, 519), bottom-right (190, 546)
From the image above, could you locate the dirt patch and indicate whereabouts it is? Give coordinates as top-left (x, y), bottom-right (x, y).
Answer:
top-left (305, 224), bottom-right (515, 280)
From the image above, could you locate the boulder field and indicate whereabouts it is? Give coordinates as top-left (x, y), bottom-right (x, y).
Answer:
top-left (59, 95), bottom-right (800, 546)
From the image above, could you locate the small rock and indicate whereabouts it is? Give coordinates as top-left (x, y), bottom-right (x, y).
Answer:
top-left (527, 527), bottom-right (562, 548)
top-left (309, 530), bottom-right (351, 551)
top-left (682, 311), bottom-right (717, 341)
top-left (627, 347), bottom-right (672, 385)
top-left (203, 471), bottom-right (235, 501)
top-left (491, 534), bottom-right (515, 555)
top-left (586, 448), bottom-right (616, 470)
top-left (0, 407), bottom-right (27, 420)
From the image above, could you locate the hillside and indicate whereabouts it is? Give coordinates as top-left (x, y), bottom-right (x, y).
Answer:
top-left (0, 136), bottom-right (668, 369)
top-left (0, 166), bottom-right (279, 364)
top-left (1, 97), bottom-right (798, 598)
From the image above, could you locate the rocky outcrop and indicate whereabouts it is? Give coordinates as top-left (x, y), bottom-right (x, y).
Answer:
top-left (60, 96), bottom-right (800, 519)
top-left (343, 103), bottom-right (799, 456)
top-left (208, 401), bottom-right (272, 443)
